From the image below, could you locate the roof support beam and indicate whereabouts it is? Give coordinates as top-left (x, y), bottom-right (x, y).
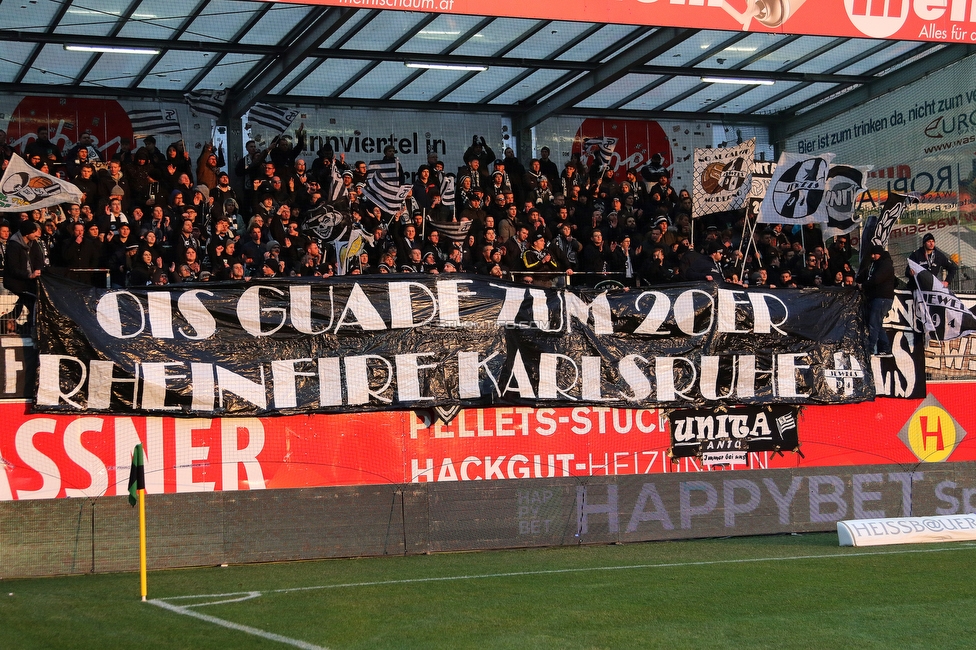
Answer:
top-left (226, 8), bottom-right (356, 118)
top-left (513, 28), bottom-right (694, 132)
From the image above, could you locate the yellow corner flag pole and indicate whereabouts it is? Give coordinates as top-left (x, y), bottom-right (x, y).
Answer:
top-left (128, 443), bottom-right (148, 601)
top-left (139, 488), bottom-right (147, 602)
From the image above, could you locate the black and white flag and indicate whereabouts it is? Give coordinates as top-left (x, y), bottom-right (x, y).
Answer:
top-left (908, 259), bottom-right (976, 341)
top-left (692, 139), bottom-right (754, 217)
top-left (129, 107), bottom-right (182, 139)
top-left (823, 164), bottom-right (871, 239)
top-left (583, 137), bottom-right (618, 173)
top-left (440, 173), bottom-right (456, 209)
top-left (757, 151), bottom-right (834, 224)
top-left (361, 160), bottom-right (408, 213)
top-left (328, 162), bottom-right (346, 204)
top-left (432, 219), bottom-right (472, 244)
top-left (859, 192), bottom-right (921, 269)
top-left (183, 88), bottom-right (227, 118)
top-left (248, 102), bottom-right (299, 134)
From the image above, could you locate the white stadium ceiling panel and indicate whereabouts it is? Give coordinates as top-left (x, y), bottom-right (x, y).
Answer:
top-left (0, 1), bottom-right (968, 138)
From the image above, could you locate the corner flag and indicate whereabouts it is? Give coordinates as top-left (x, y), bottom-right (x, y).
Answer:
top-left (128, 444), bottom-right (145, 506)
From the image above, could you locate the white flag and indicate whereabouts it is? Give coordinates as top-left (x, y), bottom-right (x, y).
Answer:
top-left (0, 154), bottom-right (84, 212)
top-left (757, 152), bottom-right (834, 224)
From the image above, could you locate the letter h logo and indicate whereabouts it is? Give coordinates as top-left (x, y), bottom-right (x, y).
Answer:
top-left (920, 415), bottom-right (945, 452)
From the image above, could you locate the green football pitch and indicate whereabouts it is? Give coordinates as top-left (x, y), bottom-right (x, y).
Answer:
top-left (3, 533), bottom-right (975, 649)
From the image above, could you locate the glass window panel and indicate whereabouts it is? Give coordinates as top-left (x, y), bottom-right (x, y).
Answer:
top-left (240, 5), bottom-right (313, 45)
top-left (838, 42), bottom-right (925, 75)
top-left (180, 0), bottom-right (253, 44)
top-left (505, 22), bottom-right (592, 59)
top-left (320, 10), bottom-right (375, 48)
top-left (0, 43), bottom-right (35, 83)
top-left (55, 0), bottom-right (129, 37)
top-left (690, 32), bottom-right (786, 69)
top-left (393, 69), bottom-right (468, 101)
top-left (138, 51), bottom-right (212, 89)
top-left (341, 61), bottom-right (418, 99)
top-left (645, 30), bottom-right (738, 66)
top-left (21, 44), bottom-right (88, 85)
top-left (620, 76), bottom-right (704, 110)
top-left (730, 81), bottom-right (804, 112)
top-left (4, 0), bottom-right (63, 31)
top-left (290, 59), bottom-right (371, 97)
top-left (84, 52), bottom-right (152, 89)
top-left (495, 69), bottom-right (580, 105)
top-left (452, 19), bottom-right (540, 57)
top-left (193, 53), bottom-right (263, 91)
top-left (441, 67), bottom-right (527, 103)
top-left (119, 0), bottom-right (200, 40)
top-left (575, 74), bottom-right (663, 109)
top-left (753, 82), bottom-right (839, 113)
top-left (556, 24), bottom-right (641, 62)
top-left (271, 59), bottom-right (319, 94)
top-left (341, 12), bottom-right (431, 51)
top-left (743, 36), bottom-right (836, 71)
top-left (791, 39), bottom-right (867, 74)
top-left (666, 82), bottom-right (749, 113)
top-left (528, 72), bottom-right (586, 104)
top-left (397, 15), bottom-right (490, 55)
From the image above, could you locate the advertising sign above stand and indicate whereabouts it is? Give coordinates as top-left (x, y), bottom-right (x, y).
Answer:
top-left (273, 0), bottom-right (976, 45)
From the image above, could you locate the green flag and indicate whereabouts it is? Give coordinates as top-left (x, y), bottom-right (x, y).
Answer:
top-left (127, 444), bottom-right (145, 507)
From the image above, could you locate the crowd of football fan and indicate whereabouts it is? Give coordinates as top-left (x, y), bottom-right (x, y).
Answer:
top-left (0, 124), bottom-right (960, 350)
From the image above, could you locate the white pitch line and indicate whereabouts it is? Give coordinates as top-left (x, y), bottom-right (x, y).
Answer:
top-left (156, 543), bottom-right (976, 607)
top-left (149, 598), bottom-right (329, 650)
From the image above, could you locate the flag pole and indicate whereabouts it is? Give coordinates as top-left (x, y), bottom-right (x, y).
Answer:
top-left (139, 488), bottom-right (147, 602)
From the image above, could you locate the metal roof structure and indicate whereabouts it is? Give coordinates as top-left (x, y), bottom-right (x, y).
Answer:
top-left (1, 0), bottom-right (973, 143)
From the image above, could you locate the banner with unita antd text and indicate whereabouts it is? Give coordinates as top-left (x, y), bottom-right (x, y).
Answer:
top-left (669, 405), bottom-right (800, 467)
top-left (33, 275), bottom-right (875, 417)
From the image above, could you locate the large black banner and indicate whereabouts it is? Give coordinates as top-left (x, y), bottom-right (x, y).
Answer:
top-left (34, 274), bottom-right (874, 416)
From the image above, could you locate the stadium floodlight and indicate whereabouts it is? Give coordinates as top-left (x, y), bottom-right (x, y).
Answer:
top-left (64, 44), bottom-right (161, 55)
top-left (405, 62), bottom-right (489, 72)
top-left (700, 76), bottom-right (774, 85)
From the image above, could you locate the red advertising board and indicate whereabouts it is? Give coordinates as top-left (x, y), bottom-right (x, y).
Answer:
top-left (275, 0), bottom-right (976, 45)
top-left (2, 382), bottom-right (974, 501)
